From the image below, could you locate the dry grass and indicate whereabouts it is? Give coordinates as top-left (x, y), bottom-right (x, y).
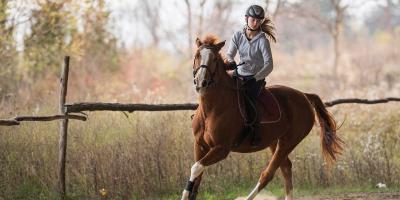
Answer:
top-left (0, 36), bottom-right (400, 199)
top-left (1, 103), bottom-right (400, 199)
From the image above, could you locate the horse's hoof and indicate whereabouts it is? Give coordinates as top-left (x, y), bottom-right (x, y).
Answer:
top-left (189, 191), bottom-right (198, 200)
top-left (181, 190), bottom-right (189, 200)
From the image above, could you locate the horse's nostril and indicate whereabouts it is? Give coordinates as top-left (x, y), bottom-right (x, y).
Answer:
top-left (194, 79), bottom-right (197, 85)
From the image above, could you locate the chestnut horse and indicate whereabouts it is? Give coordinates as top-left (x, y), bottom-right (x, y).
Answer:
top-left (181, 35), bottom-right (343, 200)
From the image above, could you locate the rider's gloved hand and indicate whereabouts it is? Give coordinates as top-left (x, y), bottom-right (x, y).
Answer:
top-left (226, 61), bottom-right (237, 70)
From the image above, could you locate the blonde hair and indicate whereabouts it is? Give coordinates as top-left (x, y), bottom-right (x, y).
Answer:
top-left (261, 17), bottom-right (276, 43)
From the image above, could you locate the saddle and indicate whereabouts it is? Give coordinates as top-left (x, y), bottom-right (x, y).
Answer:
top-left (239, 87), bottom-right (281, 124)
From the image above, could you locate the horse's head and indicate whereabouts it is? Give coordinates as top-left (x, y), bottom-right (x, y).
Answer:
top-left (193, 35), bottom-right (225, 93)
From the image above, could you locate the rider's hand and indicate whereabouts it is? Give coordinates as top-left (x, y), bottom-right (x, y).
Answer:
top-left (226, 70), bottom-right (236, 78)
top-left (226, 61), bottom-right (237, 70)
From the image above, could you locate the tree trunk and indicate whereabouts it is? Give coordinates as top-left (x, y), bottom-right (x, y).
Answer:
top-left (332, 30), bottom-right (339, 78)
top-left (184, 0), bottom-right (192, 57)
top-left (197, 0), bottom-right (207, 37)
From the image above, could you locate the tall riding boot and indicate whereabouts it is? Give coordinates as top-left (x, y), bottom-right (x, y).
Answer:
top-left (250, 115), bottom-right (261, 147)
top-left (233, 124), bottom-right (252, 148)
top-left (233, 97), bottom-right (254, 148)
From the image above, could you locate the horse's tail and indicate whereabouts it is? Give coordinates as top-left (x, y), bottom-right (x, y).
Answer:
top-left (305, 93), bottom-right (344, 164)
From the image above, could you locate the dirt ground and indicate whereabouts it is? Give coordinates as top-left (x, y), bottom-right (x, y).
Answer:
top-left (295, 192), bottom-right (400, 200)
top-left (235, 192), bottom-right (400, 200)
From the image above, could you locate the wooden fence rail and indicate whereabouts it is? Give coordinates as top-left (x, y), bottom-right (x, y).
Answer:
top-left (324, 97), bottom-right (400, 107)
top-left (63, 98), bottom-right (400, 113)
top-left (64, 102), bottom-right (198, 112)
top-left (0, 114), bottom-right (86, 126)
top-left (3, 98), bottom-right (399, 127)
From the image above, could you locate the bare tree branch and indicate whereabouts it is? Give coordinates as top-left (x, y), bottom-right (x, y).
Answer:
top-left (140, 0), bottom-right (161, 46)
top-left (290, 0), bottom-right (351, 77)
top-left (290, 3), bottom-right (333, 33)
top-left (197, 0), bottom-right (208, 37)
top-left (266, 0), bottom-right (288, 19)
top-left (184, 0), bottom-right (193, 56)
top-left (209, 0), bottom-right (234, 37)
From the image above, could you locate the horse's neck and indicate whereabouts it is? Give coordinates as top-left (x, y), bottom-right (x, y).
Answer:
top-left (199, 60), bottom-right (238, 114)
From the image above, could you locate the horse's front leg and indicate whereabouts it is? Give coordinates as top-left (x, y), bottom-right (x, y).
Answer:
top-left (189, 173), bottom-right (203, 200)
top-left (181, 161), bottom-right (205, 200)
top-left (189, 142), bottom-right (208, 200)
top-left (181, 145), bottom-right (230, 200)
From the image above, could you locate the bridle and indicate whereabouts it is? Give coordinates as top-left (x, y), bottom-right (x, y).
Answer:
top-left (192, 45), bottom-right (219, 88)
top-left (192, 45), bottom-right (256, 124)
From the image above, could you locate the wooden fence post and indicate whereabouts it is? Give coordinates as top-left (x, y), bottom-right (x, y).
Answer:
top-left (58, 56), bottom-right (70, 199)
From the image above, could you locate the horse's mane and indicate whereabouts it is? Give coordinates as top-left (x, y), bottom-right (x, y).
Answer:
top-left (196, 34), bottom-right (229, 69)
top-left (202, 34), bottom-right (219, 46)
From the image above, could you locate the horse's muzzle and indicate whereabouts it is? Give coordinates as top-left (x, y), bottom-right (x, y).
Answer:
top-left (194, 79), bottom-right (211, 92)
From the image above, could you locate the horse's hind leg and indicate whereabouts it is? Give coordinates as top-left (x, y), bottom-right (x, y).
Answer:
top-left (280, 158), bottom-right (293, 200)
top-left (269, 142), bottom-right (293, 200)
top-left (245, 140), bottom-right (292, 200)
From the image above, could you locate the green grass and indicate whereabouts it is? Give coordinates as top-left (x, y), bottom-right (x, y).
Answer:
top-left (161, 184), bottom-right (400, 200)
top-left (2, 182), bottom-right (398, 200)
top-left (4, 180), bottom-right (56, 200)
top-left (160, 182), bottom-right (286, 200)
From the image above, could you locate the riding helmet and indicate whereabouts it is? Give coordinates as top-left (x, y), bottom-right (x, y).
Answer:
top-left (245, 5), bottom-right (265, 20)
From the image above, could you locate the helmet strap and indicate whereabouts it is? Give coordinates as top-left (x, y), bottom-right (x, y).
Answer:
top-left (246, 17), bottom-right (262, 32)
top-left (246, 25), bottom-right (259, 32)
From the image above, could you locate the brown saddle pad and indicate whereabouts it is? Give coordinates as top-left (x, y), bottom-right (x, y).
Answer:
top-left (258, 88), bottom-right (281, 123)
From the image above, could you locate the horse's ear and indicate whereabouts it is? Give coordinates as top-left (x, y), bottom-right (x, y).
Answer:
top-left (196, 38), bottom-right (202, 47)
top-left (215, 40), bottom-right (226, 51)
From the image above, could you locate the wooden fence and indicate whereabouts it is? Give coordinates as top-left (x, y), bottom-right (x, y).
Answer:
top-left (0, 56), bottom-right (399, 199)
